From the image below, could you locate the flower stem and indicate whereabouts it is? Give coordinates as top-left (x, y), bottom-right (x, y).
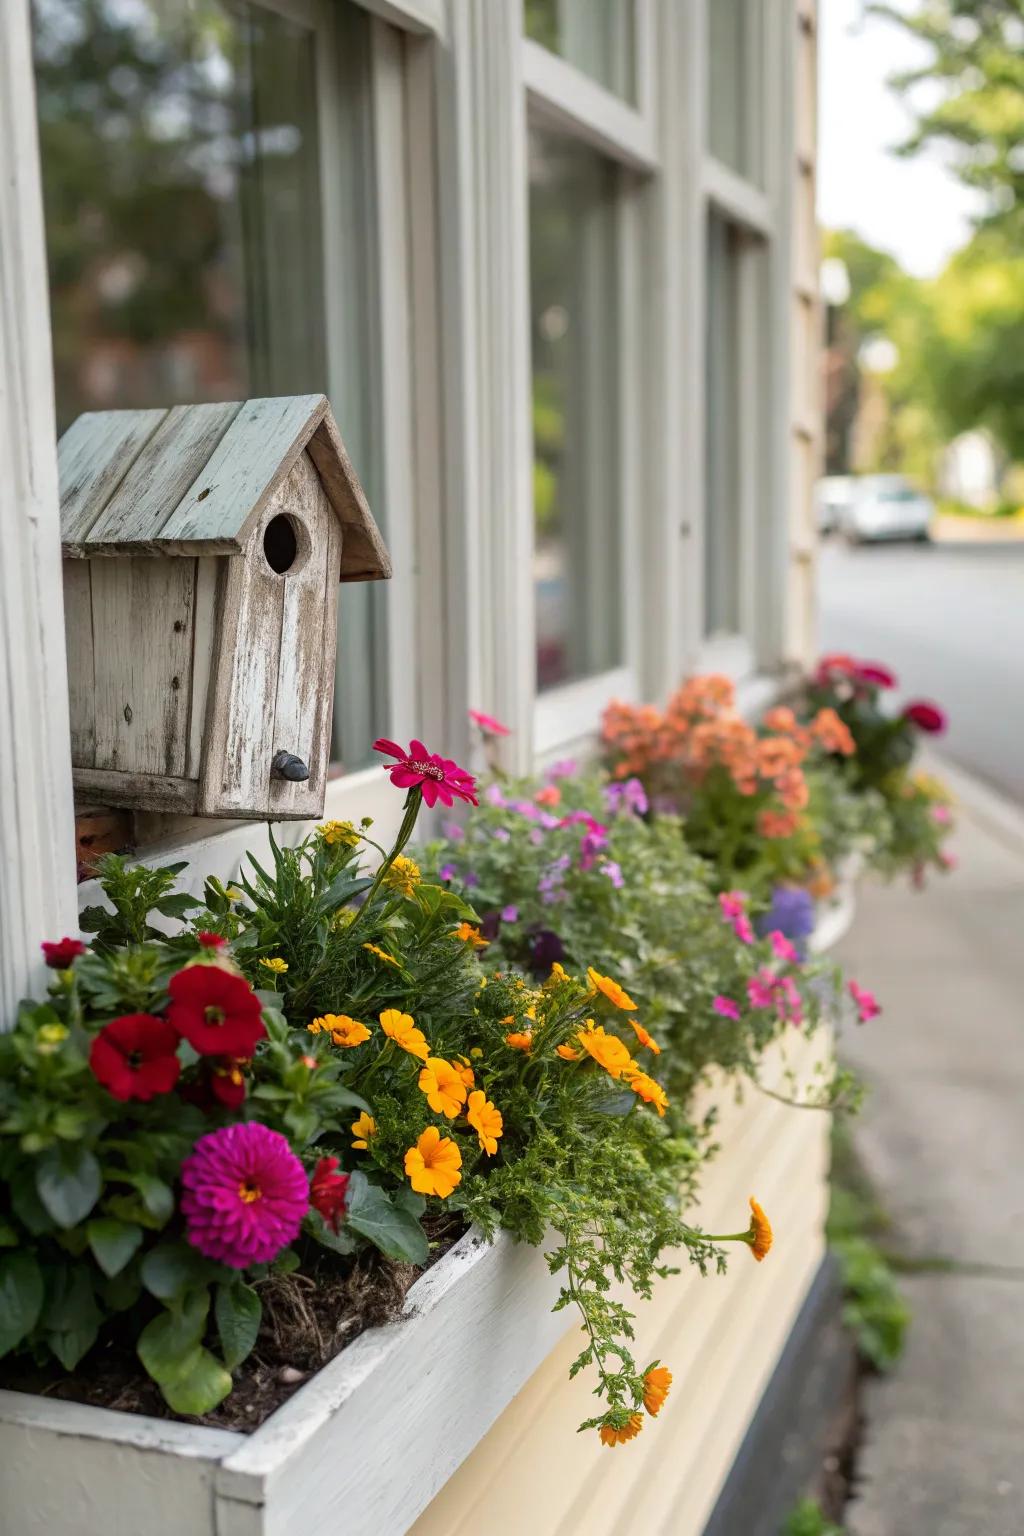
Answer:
top-left (346, 789), bottom-right (423, 938)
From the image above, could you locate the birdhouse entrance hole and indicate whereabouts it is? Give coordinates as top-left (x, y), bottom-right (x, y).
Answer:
top-left (263, 513), bottom-right (303, 575)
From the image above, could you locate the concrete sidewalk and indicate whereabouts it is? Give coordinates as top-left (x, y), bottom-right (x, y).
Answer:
top-left (835, 764), bottom-right (1024, 1536)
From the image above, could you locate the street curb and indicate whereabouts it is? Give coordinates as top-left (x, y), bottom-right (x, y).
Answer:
top-left (922, 748), bottom-right (1024, 860)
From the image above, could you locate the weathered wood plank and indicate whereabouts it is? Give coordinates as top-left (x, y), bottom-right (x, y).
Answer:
top-left (58, 409), bottom-right (168, 547)
top-left (62, 559), bottom-right (96, 766)
top-left (85, 402), bottom-right (243, 551)
top-left (73, 768), bottom-right (198, 814)
top-left (159, 395), bottom-right (328, 548)
top-left (308, 410), bottom-right (393, 582)
top-left (198, 522), bottom-right (285, 818)
top-left (0, 0), bottom-right (79, 1016)
top-left (187, 556), bottom-right (220, 781)
top-left (89, 558), bottom-right (195, 777)
top-left (268, 455), bottom-right (338, 819)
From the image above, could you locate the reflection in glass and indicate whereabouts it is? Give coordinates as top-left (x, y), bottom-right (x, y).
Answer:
top-left (707, 0), bottom-right (761, 183)
top-left (530, 128), bottom-right (622, 691)
top-left (31, 0), bottom-right (385, 768)
top-left (524, 0), bottom-right (636, 103)
top-left (704, 211), bottom-right (743, 638)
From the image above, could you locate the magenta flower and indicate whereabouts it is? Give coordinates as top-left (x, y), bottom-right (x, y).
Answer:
top-left (903, 700), bottom-right (946, 734)
top-left (856, 661), bottom-right (897, 688)
top-left (180, 1124), bottom-right (308, 1269)
top-left (848, 980), bottom-right (881, 1024)
top-left (713, 996), bottom-right (741, 1021)
top-left (747, 968), bottom-right (779, 1011)
top-left (719, 891), bottom-right (754, 944)
top-left (468, 708), bottom-right (510, 737)
top-left (546, 758), bottom-right (579, 780)
top-left (932, 804), bottom-right (952, 826)
top-left (374, 738), bottom-right (479, 807)
top-left (768, 930), bottom-right (800, 965)
top-left (501, 904), bottom-right (519, 922)
top-left (778, 977), bottom-right (804, 1025)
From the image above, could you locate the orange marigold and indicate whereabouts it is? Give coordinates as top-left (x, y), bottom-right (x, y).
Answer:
top-left (599, 1413), bottom-right (644, 1448)
top-left (576, 1021), bottom-right (634, 1079)
top-left (379, 1007), bottom-right (430, 1060)
top-left (747, 1196), bottom-right (773, 1261)
top-left (587, 966), bottom-right (637, 1011)
top-left (556, 1043), bottom-right (580, 1061)
top-left (404, 1126), bottom-right (462, 1199)
top-left (628, 1019), bottom-right (661, 1055)
top-left (505, 1031), bottom-right (534, 1053)
top-left (455, 922), bottom-right (489, 948)
top-left (624, 1067), bottom-right (669, 1116)
top-left (643, 1365), bottom-right (672, 1416)
top-left (466, 1089), bottom-right (503, 1154)
top-left (418, 1057), bottom-right (469, 1119)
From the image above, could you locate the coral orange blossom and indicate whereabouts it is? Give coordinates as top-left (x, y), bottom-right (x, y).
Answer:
top-left (404, 1126), bottom-right (462, 1199)
top-left (587, 966), bottom-right (637, 1011)
top-left (600, 1413), bottom-right (644, 1448)
top-left (679, 1196), bottom-right (774, 1263)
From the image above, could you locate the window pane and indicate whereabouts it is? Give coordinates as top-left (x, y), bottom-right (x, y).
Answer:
top-left (530, 128), bottom-right (622, 691)
top-left (704, 211), bottom-right (742, 638)
top-left (32, 0), bottom-right (385, 771)
top-left (707, 0), bottom-right (762, 184)
top-left (524, 0), bottom-right (636, 103)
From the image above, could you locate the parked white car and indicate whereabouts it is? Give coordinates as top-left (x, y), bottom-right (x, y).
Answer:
top-left (840, 475), bottom-right (934, 543)
top-left (815, 475), bottom-right (857, 534)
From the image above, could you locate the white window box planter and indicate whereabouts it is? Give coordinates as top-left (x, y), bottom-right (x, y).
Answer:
top-left (0, 888), bottom-right (856, 1536)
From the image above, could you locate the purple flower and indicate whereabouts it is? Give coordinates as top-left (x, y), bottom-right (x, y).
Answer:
top-left (529, 928), bottom-right (566, 975)
top-left (755, 885), bottom-right (815, 959)
top-left (546, 758), bottom-right (578, 780)
top-left (539, 854), bottom-right (571, 904)
top-left (529, 828), bottom-right (545, 846)
top-left (501, 904), bottom-right (519, 923)
top-left (601, 861), bottom-right (624, 889)
top-left (493, 826), bottom-right (511, 843)
top-left (442, 821), bottom-right (465, 842)
top-left (439, 863), bottom-right (457, 883)
top-left (604, 777), bottom-right (649, 817)
top-left (485, 784), bottom-right (507, 808)
top-left (538, 812), bottom-right (561, 830)
top-left (579, 829), bottom-right (609, 871)
top-left (510, 798), bottom-right (539, 820)
top-left (480, 911), bottom-right (503, 941)
top-left (463, 871), bottom-right (479, 889)
top-left (180, 1124), bottom-right (308, 1269)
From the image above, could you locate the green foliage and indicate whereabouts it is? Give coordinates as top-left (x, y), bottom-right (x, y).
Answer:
top-left (784, 1498), bottom-right (845, 1536)
top-left (828, 1124), bottom-right (910, 1373)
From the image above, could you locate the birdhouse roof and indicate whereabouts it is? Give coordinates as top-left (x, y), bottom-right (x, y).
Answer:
top-left (57, 395), bottom-right (391, 582)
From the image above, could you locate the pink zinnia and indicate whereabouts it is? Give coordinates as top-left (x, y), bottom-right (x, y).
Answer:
top-left (468, 709), bottom-right (510, 737)
top-left (374, 738), bottom-right (479, 808)
top-left (856, 661), bottom-right (897, 689)
top-left (768, 930), bottom-right (800, 965)
top-left (180, 1124), bottom-right (308, 1268)
top-left (848, 980), bottom-right (881, 1024)
top-left (713, 996), bottom-right (741, 1021)
top-left (903, 700), bottom-right (946, 734)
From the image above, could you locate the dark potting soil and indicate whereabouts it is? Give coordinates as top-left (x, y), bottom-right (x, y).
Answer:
top-left (0, 1215), bottom-right (467, 1432)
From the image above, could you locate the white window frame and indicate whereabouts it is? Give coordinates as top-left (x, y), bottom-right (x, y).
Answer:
top-left (521, 0), bottom-right (660, 760)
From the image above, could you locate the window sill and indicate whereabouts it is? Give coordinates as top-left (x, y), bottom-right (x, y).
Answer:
top-left (533, 666), bottom-right (635, 760)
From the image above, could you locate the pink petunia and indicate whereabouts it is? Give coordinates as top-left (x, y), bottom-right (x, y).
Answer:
top-left (747, 968), bottom-right (779, 1011)
top-left (768, 930), bottom-right (800, 965)
top-left (856, 661), bottom-right (897, 689)
top-left (903, 700), bottom-right (947, 735)
top-left (848, 980), bottom-right (881, 1024)
top-left (374, 738), bottom-right (479, 808)
top-left (713, 996), bottom-right (741, 1021)
top-left (468, 709), bottom-right (510, 737)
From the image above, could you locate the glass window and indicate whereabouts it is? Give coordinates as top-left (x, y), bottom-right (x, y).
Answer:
top-left (524, 0), bottom-right (636, 103)
top-left (31, 0), bottom-right (386, 770)
top-left (707, 0), bottom-right (762, 184)
top-left (529, 127), bottom-right (622, 692)
top-left (704, 210), bottom-right (743, 638)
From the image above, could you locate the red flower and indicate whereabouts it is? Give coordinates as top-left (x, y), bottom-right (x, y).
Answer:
top-left (468, 709), bottom-right (510, 737)
top-left (856, 662), bottom-right (897, 689)
top-left (167, 965), bottom-right (266, 1057)
top-left (904, 700), bottom-right (946, 734)
top-left (813, 653), bottom-right (857, 684)
top-left (309, 1156), bottom-right (351, 1232)
top-left (41, 937), bottom-right (86, 969)
top-left (196, 931), bottom-right (227, 950)
top-left (210, 1056), bottom-right (250, 1107)
top-left (373, 738), bottom-right (479, 808)
top-left (89, 1013), bottom-right (181, 1102)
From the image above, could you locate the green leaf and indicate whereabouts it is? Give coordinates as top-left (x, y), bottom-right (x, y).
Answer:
top-left (305, 1207), bottom-right (357, 1256)
top-left (0, 1252), bottom-right (44, 1356)
top-left (394, 1187), bottom-right (426, 1219)
top-left (78, 905), bottom-right (111, 933)
top-left (215, 1280), bottom-right (262, 1369)
top-left (126, 1171), bottom-right (175, 1223)
top-left (141, 1241), bottom-right (213, 1301)
top-left (317, 873), bottom-right (373, 915)
top-left (44, 1264), bottom-right (101, 1369)
top-left (345, 1177), bottom-right (429, 1265)
top-left (272, 1247), bottom-right (300, 1275)
top-left (36, 1144), bottom-right (101, 1228)
top-left (10, 1179), bottom-right (55, 1235)
top-left (137, 1290), bottom-right (209, 1384)
top-left (154, 893), bottom-right (202, 919)
top-left (87, 1218), bottom-right (144, 1278)
top-left (0, 1216), bottom-right (20, 1247)
top-left (159, 1346), bottom-right (233, 1416)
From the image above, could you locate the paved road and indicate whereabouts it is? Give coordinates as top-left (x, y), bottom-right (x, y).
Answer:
top-left (818, 539), bottom-right (1024, 802)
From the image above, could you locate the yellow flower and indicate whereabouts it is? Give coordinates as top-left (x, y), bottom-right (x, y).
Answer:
top-left (453, 1057), bottom-right (476, 1089)
top-left (363, 942), bottom-right (401, 968)
top-left (643, 1365), bottom-right (672, 1417)
top-left (384, 854), bottom-right (421, 898)
top-left (544, 961), bottom-right (571, 988)
top-left (466, 1090), bottom-right (503, 1154)
top-left (320, 819), bottom-right (359, 847)
top-left (225, 886), bottom-right (245, 902)
top-left (599, 1413), bottom-right (644, 1448)
top-left (418, 1057), bottom-right (469, 1119)
top-left (310, 1014), bottom-right (371, 1048)
top-left (351, 1112), bottom-right (377, 1150)
top-left (623, 1067), bottom-right (669, 1117)
top-left (747, 1196), bottom-right (773, 1262)
top-left (469, 1046), bottom-right (484, 1059)
top-left (404, 1126), bottom-right (462, 1198)
top-left (587, 966), bottom-right (637, 1012)
top-left (576, 1021), bottom-right (634, 1079)
top-left (37, 1022), bottom-right (69, 1055)
top-left (556, 1043), bottom-right (580, 1061)
top-left (505, 1031), bottom-right (534, 1053)
top-left (379, 1008), bottom-right (430, 1060)
top-left (628, 1019), bottom-right (661, 1055)
top-left (333, 909), bottom-right (356, 932)
top-left (260, 957), bottom-right (288, 974)
top-left (454, 921), bottom-right (489, 949)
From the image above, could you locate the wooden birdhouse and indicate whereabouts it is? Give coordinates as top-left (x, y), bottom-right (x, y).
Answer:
top-left (58, 395), bottom-right (391, 820)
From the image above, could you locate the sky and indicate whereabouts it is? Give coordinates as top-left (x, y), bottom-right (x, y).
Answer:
top-left (818, 0), bottom-right (985, 277)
